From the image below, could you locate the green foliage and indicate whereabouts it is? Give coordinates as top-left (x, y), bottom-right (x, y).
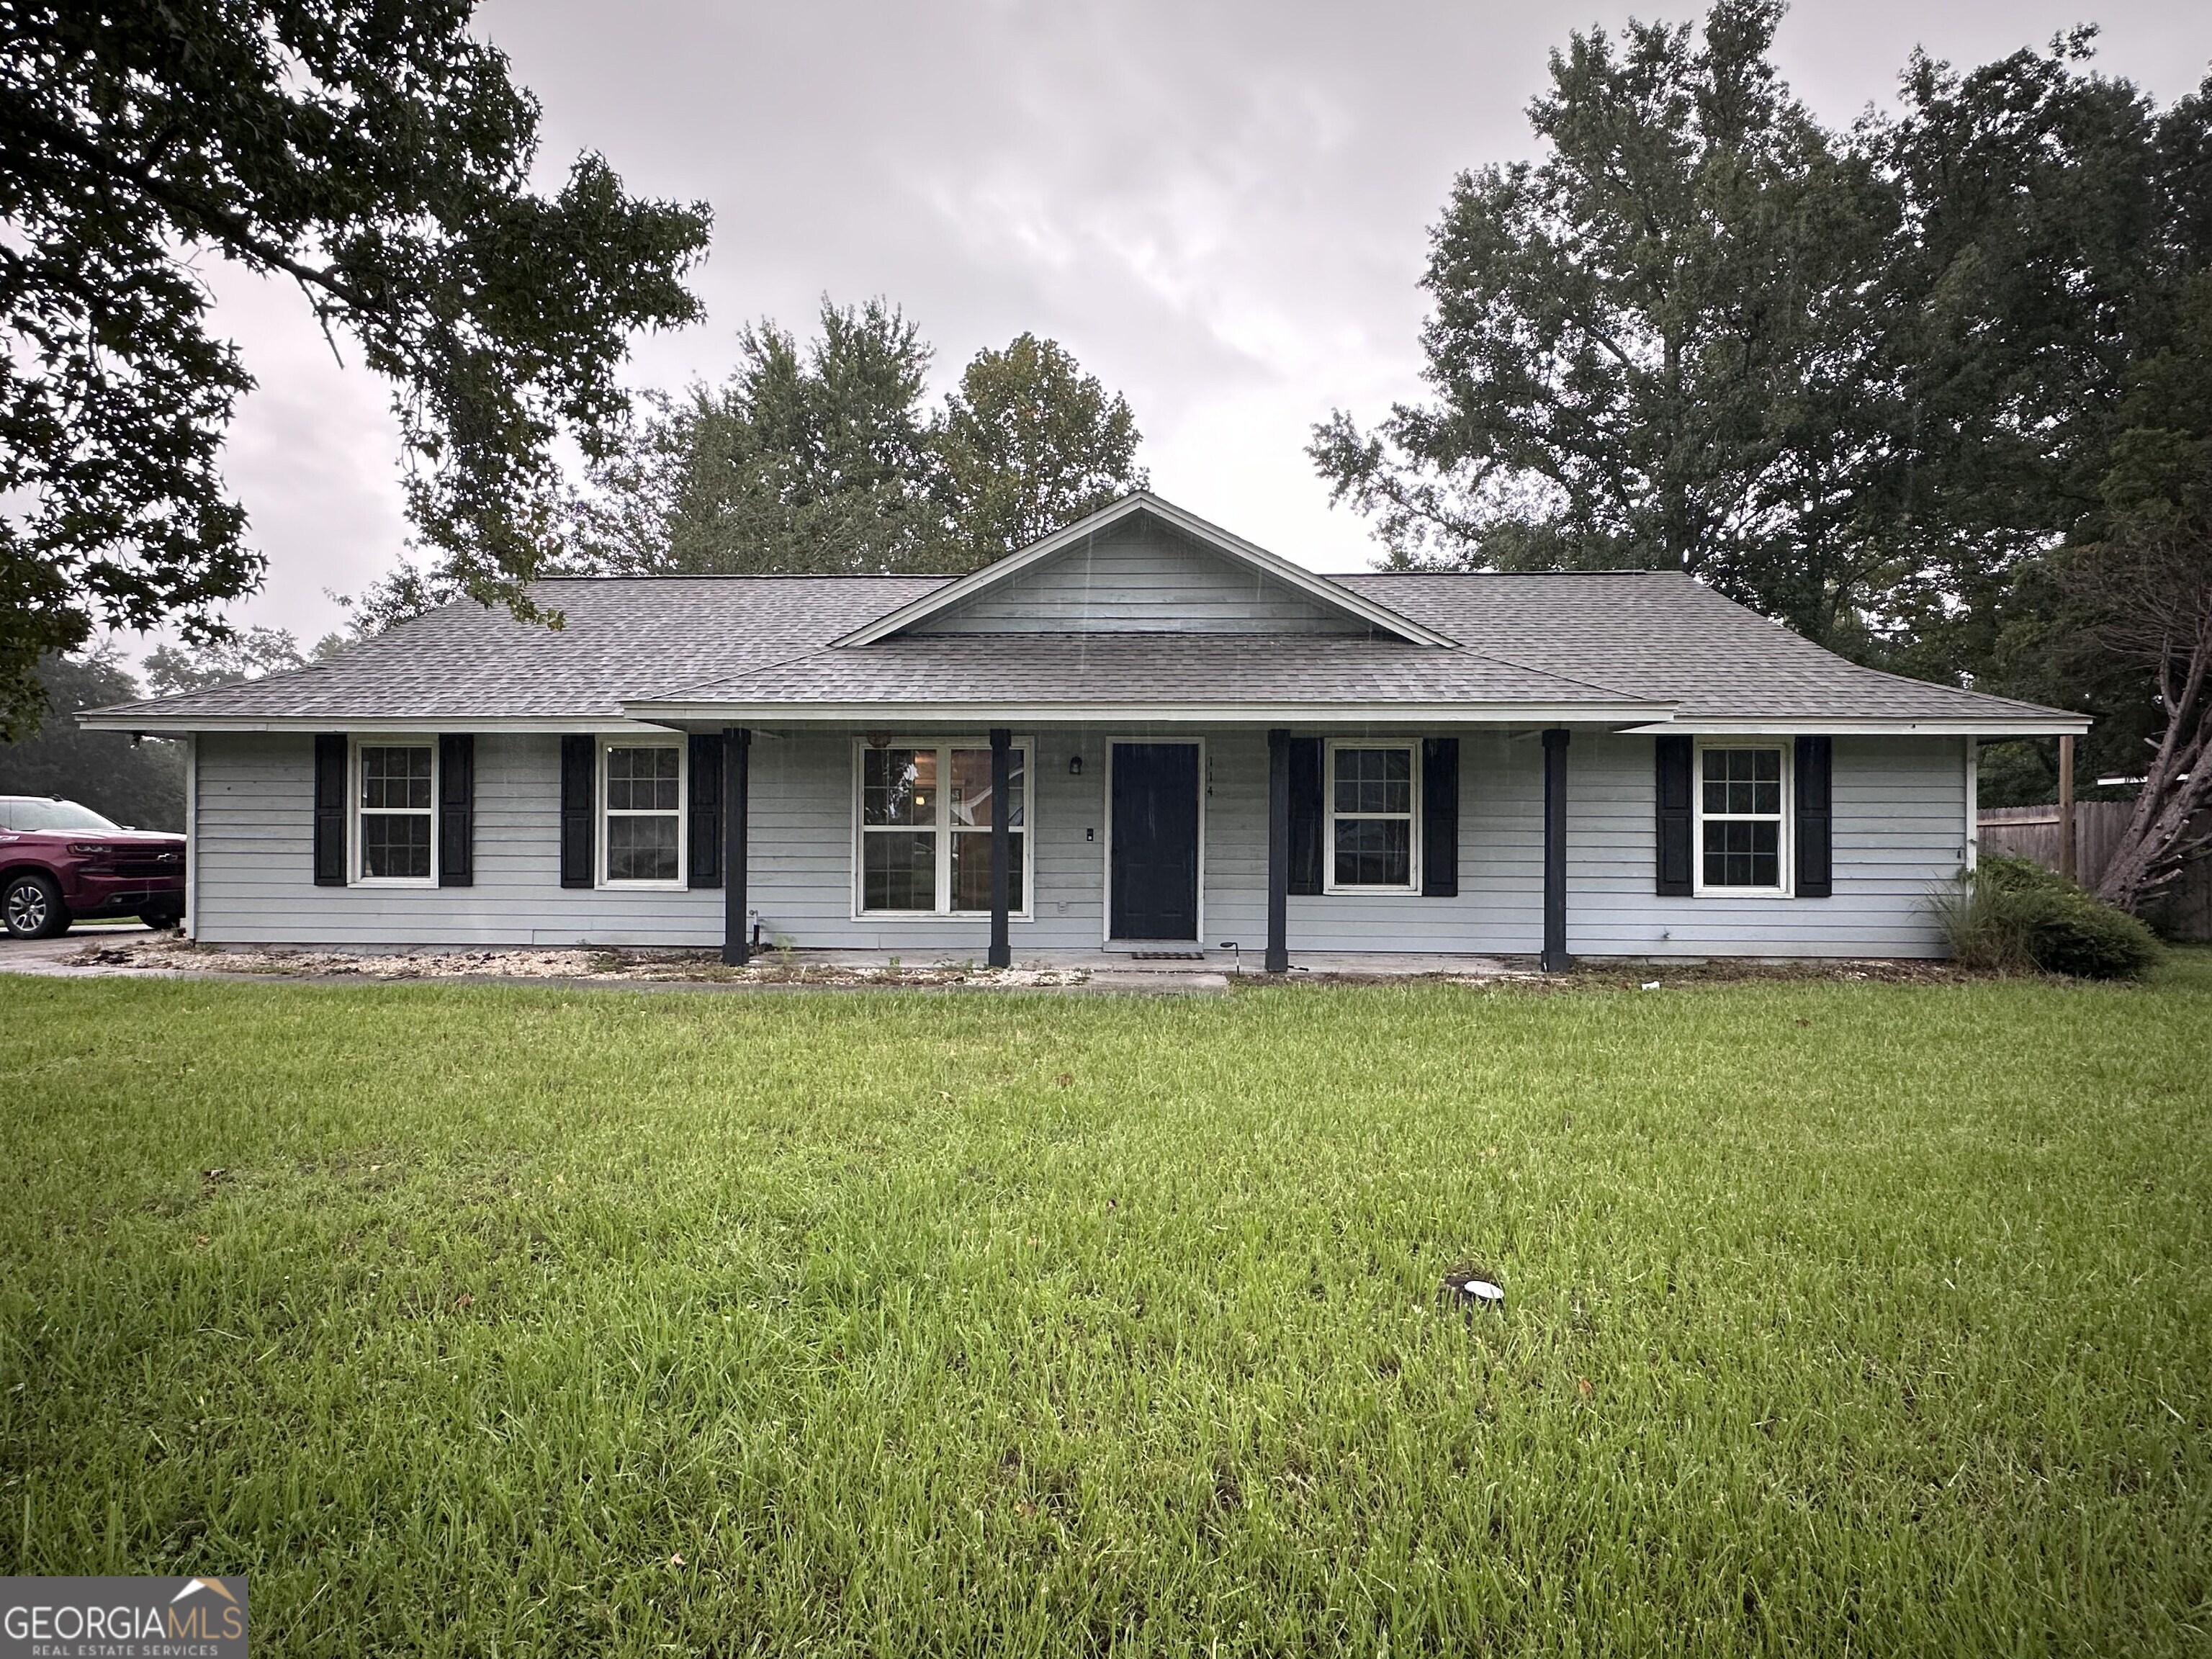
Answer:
top-left (1986, 273), bottom-right (2212, 903)
top-left (143, 626), bottom-right (307, 696)
top-left (2, 974), bottom-right (2208, 1650)
top-left (0, 1), bottom-right (711, 737)
top-left (1311, 1), bottom-right (1895, 648)
top-left (1944, 854), bottom-right (2163, 978)
top-left (938, 333), bottom-right (1147, 561)
top-left (567, 302), bottom-right (1146, 575)
top-left (1311, 3), bottom-right (2208, 674)
top-left (0, 652), bottom-right (183, 828)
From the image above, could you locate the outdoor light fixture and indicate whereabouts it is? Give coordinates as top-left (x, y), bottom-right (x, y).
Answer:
top-left (1068, 754), bottom-right (1083, 775)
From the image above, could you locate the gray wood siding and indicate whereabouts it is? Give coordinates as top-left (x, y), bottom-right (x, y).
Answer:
top-left (1561, 732), bottom-right (1964, 958)
top-left (192, 729), bottom-right (1964, 958)
top-left (916, 519), bottom-right (1363, 634)
top-left (195, 732), bottom-right (724, 947)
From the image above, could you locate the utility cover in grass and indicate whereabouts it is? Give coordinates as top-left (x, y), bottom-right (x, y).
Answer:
top-left (1442, 1266), bottom-right (1506, 1311)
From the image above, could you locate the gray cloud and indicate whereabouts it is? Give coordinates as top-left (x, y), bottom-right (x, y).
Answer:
top-left (169, 0), bottom-right (2212, 657)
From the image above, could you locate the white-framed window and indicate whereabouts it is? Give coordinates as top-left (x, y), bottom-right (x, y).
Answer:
top-left (1696, 742), bottom-right (1790, 893)
top-left (602, 739), bottom-right (685, 887)
top-left (854, 739), bottom-right (1030, 917)
top-left (354, 738), bottom-right (436, 886)
top-left (1326, 740), bottom-right (1419, 892)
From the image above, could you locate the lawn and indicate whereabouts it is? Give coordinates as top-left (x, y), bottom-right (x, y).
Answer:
top-left (1, 962), bottom-right (2209, 1656)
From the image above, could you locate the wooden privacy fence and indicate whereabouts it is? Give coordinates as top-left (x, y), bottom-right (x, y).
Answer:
top-left (1978, 801), bottom-right (2212, 940)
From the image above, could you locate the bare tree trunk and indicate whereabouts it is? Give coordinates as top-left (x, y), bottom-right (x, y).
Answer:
top-left (2095, 630), bottom-right (2212, 912)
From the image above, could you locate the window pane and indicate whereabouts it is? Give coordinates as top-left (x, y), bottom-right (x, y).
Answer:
top-left (361, 745), bottom-right (432, 810)
top-left (950, 830), bottom-right (1024, 911)
top-left (607, 814), bottom-right (680, 882)
top-left (863, 831), bottom-right (935, 909)
top-left (1334, 747), bottom-right (1411, 816)
top-left (1702, 819), bottom-right (1780, 887)
top-left (608, 747), bottom-right (680, 811)
top-left (863, 748), bottom-right (936, 827)
top-left (362, 812), bottom-right (431, 878)
top-left (1334, 818), bottom-right (1411, 887)
top-left (1703, 747), bottom-right (1782, 817)
top-left (948, 748), bottom-right (1024, 828)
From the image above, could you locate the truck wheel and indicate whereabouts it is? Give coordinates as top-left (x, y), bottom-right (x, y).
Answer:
top-left (2, 872), bottom-right (69, 939)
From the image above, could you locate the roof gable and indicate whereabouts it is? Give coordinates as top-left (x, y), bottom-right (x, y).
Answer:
top-left (835, 493), bottom-right (1455, 647)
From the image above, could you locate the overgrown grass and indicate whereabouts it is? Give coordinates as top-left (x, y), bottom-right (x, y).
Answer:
top-left (3, 961), bottom-right (2210, 1655)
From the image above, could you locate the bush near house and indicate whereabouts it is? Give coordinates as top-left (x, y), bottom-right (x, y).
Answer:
top-left (1944, 853), bottom-right (2164, 979)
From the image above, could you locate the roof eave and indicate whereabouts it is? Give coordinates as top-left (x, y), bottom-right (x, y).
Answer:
top-left (621, 697), bottom-right (1673, 727)
top-left (76, 711), bottom-right (676, 734)
top-left (1618, 715), bottom-right (2092, 737)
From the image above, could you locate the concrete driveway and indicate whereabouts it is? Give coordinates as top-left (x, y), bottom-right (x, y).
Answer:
top-left (0, 923), bottom-right (165, 976)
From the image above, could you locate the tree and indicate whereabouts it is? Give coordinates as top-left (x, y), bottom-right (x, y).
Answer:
top-left (0, 1), bottom-right (711, 738)
top-left (566, 303), bottom-right (1146, 575)
top-left (143, 626), bottom-right (309, 696)
top-left (1310, 5), bottom-right (2208, 670)
top-left (2036, 276), bottom-right (2212, 913)
top-left (1309, 0), bottom-right (1900, 648)
top-left (1866, 34), bottom-right (2190, 685)
top-left (569, 299), bottom-right (949, 575)
top-left (0, 649), bottom-right (183, 828)
top-left (327, 562), bottom-right (464, 642)
top-left (938, 333), bottom-right (1146, 560)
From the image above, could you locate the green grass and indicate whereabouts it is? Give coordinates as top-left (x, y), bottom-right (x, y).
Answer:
top-left (3, 960), bottom-right (2210, 1656)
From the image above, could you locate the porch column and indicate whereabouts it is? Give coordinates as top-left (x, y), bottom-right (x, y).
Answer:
top-left (721, 726), bottom-right (750, 966)
top-left (1541, 728), bottom-right (1570, 974)
top-left (1266, 728), bottom-right (1290, 974)
top-left (989, 727), bottom-right (1012, 968)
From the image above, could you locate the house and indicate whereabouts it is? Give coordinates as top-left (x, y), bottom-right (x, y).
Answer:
top-left (81, 493), bottom-right (2086, 968)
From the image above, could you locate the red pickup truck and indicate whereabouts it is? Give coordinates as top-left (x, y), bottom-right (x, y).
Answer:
top-left (0, 796), bottom-right (186, 939)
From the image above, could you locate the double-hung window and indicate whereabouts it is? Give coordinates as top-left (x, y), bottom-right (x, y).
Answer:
top-left (356, 742), bottom-right (435, 884)
top-left (1326, 742), bottom-right (1418, 891)
top-left (603, 742), bottom-right (684, 886)
top-left (1697, 745), bottom-right (1789, 892)
top-left (857, 741), bottom-right (1028, 915)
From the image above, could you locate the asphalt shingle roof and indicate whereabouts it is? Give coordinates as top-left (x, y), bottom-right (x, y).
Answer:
top-left (96, 576), bottom-right (947, 722)
top-left (646, 631), bottom-right (1644, 709)
top-left (1334, 571), bottom-right (2064, 723)
top-left (86, 566), bottom-right (2069, 729)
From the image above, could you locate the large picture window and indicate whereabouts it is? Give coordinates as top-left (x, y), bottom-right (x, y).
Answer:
top-left (603, 742), bottom-right (683, 886)
top-left (857, 741), bottom-right (1028, 915)
top-left (1697, 745), bottom-right (1788, 891)
top-left (356, 742), bottom-right (434, 884)
top-left (1326, 742), bottom-right (1417, 891)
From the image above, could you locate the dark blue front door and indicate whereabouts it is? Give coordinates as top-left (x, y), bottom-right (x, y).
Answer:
top-left (1110, 743), bottom-right (1200, 941)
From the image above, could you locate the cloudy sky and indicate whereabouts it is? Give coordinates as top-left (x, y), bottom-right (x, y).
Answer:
top-left (183, 0), bottom-right (2211, 655)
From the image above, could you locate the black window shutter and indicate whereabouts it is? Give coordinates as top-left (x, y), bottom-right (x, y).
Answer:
top-left (1287, 737), bottom-right (1324, 896)
top-left (688, 732), bottom-right (723, 889)
top-left (1422, 737), bottom-right (1459, 897)
top-left (559, 735), bottom-right (595, 889)
top-left (1795, 734), bottom-right (1833, 898)
top-left (438, 734), bottom-right (475, 887)
top-left (313, 734), bottom-right (347, 886)
top-left (1655, 734), bottom-right (1694, 896)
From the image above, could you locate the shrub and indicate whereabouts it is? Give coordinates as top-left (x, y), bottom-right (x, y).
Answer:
top-left (1941, 854), bottom-right (2163, 979)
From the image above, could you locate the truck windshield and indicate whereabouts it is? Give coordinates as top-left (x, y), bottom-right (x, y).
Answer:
top-left (0, 798), bottom-right (122, 832)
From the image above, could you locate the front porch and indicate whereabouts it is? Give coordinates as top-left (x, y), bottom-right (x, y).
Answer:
top-left (704, 722), bottom-right (1587, 971)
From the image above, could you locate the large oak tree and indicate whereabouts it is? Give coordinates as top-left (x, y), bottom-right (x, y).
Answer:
top-left (0, 1), bottom-right (711, 734)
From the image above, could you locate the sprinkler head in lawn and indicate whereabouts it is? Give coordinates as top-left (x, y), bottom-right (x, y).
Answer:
top-left (1442, 1267), bottom-right (1506, 1313)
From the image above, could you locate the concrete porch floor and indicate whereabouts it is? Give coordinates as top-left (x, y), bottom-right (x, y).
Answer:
top-left (775, 947), bottom-right (1539, 979)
